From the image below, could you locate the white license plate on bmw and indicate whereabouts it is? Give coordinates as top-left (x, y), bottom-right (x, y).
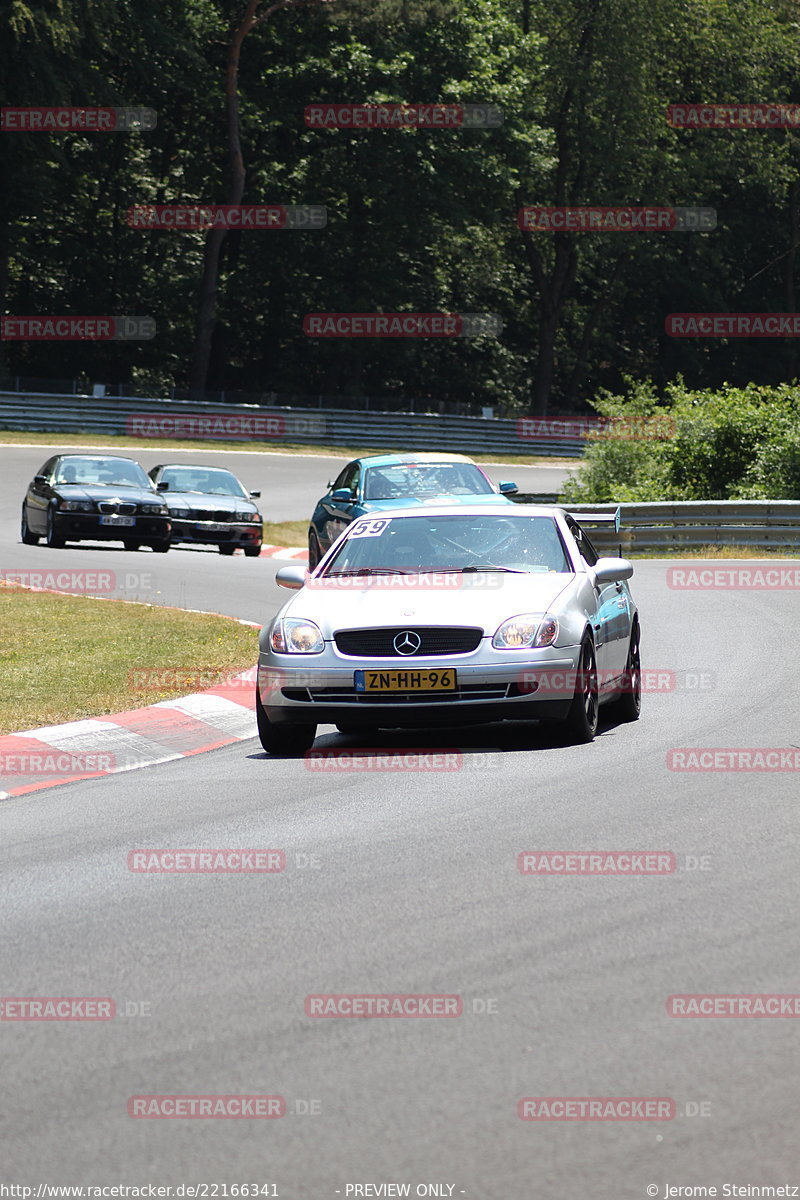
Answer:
top-left (355, 669), bottom-right (457, 693)
top-left (200, 522), bottom-right (229, 532)
top-left (100, 515), bottom-right (135, 527)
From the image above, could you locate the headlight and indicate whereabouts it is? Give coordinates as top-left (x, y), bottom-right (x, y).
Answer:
top-left (140, 502), bottom-right (168, 514)
top-left (492, 614), bottom-right (559, 649)
top-left (59, 500), bottom-right (93, 512)
top-left (171, 508), bottom-right (190, 518)
top-left (234, 510), bottom-right (255, 521)
top-left (270, 618), bottom-right (324, 654)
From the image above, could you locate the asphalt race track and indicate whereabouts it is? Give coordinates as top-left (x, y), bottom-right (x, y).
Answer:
top-left (2, 442), bottom-right (799, 1195)
top-left (1, 442), bottom-right (576, 522)
top-left (0, 445), bottom-right (575, 616)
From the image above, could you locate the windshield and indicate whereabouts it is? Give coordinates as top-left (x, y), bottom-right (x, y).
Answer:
top-left (324, 514), bottom-right (572, 575)
top-left (362, 462), bottom-right (495, 501)
top-left (53, 457), bottom-right (151, 488)
top-left (157, 467), bottom-right (248, 498)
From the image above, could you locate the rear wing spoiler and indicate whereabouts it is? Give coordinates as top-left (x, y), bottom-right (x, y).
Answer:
top-left (566, 506), bottom-right (621, 534)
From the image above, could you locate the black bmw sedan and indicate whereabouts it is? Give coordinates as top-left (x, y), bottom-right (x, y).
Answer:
top-left (21, 454), bottom-right (172, 551)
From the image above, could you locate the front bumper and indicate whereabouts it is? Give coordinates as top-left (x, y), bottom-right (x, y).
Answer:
top-left (53, 513), bottom-right (171, 541)
top-left (257, 645), bottom-right (581, 727)
top-left (169, 519), bottom-right (262, 548)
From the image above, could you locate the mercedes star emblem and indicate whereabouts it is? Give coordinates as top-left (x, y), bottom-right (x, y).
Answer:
top-left (393, 630), bottom-right (422, 655)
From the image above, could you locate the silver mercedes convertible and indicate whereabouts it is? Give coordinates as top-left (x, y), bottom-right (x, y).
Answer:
top-left (256, 504), bottom-right (640, 754)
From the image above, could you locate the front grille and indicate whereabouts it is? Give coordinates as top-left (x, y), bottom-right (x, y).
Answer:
top-left (334, 627), bottom-right (483, 657)
top-left (97, 500), bottom-right (137, 515)
top-left (303, 684), bottom-right (510, 704)
top-left (194, 509), bottom-right (234, 522)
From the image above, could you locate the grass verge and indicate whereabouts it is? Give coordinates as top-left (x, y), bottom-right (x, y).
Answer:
top-left (0, 428), bottom-right (581, 468)
top-left (0, 585), bottom-right (258, 735)
top-left (623, 544), bottom-right (799, 559)
top-left (263, 519), bottom-right (309, 545)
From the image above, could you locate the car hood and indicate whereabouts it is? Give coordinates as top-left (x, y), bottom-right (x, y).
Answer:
top-left (53, 485), bottom-right (159, 502)
top-left (361, 494), bottom-right (513, 511)
top-left (284, 571), bottom-right (575, 632)
top-left (163, 492), bottom-right (254, 511)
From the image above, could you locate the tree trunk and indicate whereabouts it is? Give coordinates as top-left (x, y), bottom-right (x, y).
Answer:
top-left (785, 176), bottom-right (799, 379)
top-left (562, 249), bottom-right (629, 409)
top-left (189, 0), bottom-right (334, 393)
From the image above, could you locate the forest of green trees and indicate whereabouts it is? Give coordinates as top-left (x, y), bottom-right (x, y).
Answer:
top-left (1, 0), bottom-right (799, 417)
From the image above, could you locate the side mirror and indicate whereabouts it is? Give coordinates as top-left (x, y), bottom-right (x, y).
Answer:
top-left (593, 557), bottom-right (633, 584)
top-left (275, 565), bottom-right (307, 590)
top-left (250, 490), bottom-right (261, 498)
top-left (33, 474), bottom-right (47, 485)
top-left (499, 481), bottom-right (518, 495)
top-left (156, 480), bottom-right (169, 491)
top-left (330, 487), bottom-right (354, 502)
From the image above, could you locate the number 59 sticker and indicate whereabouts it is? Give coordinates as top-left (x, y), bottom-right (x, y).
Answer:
top-left (349, 519), bottom-right (390, 538)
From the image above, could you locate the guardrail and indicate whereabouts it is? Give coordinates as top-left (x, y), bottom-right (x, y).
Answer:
top-left (562, 501), bottom-right (800, 553)
top-left (0, 392), bottom-right (584, 457)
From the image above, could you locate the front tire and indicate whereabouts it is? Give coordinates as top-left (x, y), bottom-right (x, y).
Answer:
top-left (21, 506), bottom-right (40, 545)
top-left (243, 544), bottom-right (262, 558)
top-left (123, 540), bottom-right (141, 552)
top-left (46, 506), bottom-right (66, 548)
top-left (256, 689), bottom-right (316, 756)
top-left (613, 623), bottom-right (642, 722)
top-left (308, 530), bottom-right (322, 570)
top-left (560, 637), bottom-right (599, 744)
top-left (149, 538), bottom-right (170, 553)
top-left (218, 544), bottom-right (236, 555)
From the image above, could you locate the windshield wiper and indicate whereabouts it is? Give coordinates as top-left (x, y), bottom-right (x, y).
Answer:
top-left (458, 565), bottom-right (528, 574)
top-left (325, 567), bottom-right (415, 577)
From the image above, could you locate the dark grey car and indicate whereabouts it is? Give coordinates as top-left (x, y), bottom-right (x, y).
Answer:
top-left (147, 463), bottom-right (263, 556)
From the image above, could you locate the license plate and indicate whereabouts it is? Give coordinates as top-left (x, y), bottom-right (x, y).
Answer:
top-left (100, 515), bottom-right (135, 527)
top-left (354, 669), bottom-right (457, 693)
top-left (199, 522), bottom-right (229, 532)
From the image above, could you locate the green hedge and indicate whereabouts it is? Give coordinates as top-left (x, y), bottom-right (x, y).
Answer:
top-left (559, 381), bottom-right (800, 503)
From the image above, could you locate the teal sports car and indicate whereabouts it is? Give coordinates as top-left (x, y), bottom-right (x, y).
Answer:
top-left (307, 452), bottom-right (518, 568)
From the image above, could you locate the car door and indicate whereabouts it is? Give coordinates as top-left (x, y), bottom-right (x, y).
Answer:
top-left (569, 520), bottom-right (624, 687)
top-left (26, 456), bottom-right (58, 533)
top-left (320, 462), bottom-right (360, 548)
